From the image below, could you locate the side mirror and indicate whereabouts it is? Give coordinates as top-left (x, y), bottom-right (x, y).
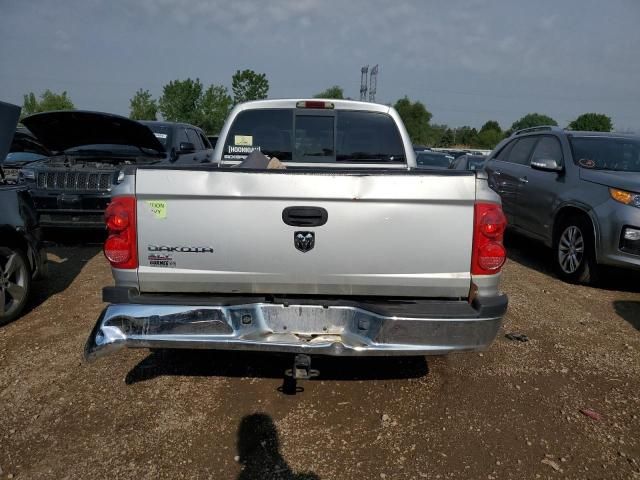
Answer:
top-left (178, 142), bottom-right (195, 154)
top-left (531, 158), bottom-right (563, 172)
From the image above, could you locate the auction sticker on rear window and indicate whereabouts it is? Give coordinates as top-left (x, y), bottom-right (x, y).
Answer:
top-left (578, 158), bottom-right (596, 168)
top-left (154, 133), bottom-right (168, 139)
top-left (234, 135), bottom-right (253, 146)
top-left (147, 200), bottom-right (167, 219)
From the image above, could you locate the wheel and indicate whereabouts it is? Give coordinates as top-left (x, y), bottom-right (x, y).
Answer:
top-left (553, 216), bottom-right (598, 284)
top-left (0, 247), bottom-right (32, 325)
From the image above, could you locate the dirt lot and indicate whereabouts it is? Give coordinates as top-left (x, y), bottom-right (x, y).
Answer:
top-left (1, 234), bottom-right (639, 479)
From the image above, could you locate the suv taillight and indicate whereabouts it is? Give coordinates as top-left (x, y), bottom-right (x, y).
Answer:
top-left (471, 202), bottom-right (507, 275)
top-left (104, 196), bottom-right (137, 269)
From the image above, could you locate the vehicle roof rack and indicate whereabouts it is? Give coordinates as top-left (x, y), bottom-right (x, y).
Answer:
top-left (512, 125), bottom-right (563, 136)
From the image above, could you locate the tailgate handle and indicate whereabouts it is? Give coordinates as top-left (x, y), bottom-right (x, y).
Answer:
top-left (282, 206), bottom-right (328, 227)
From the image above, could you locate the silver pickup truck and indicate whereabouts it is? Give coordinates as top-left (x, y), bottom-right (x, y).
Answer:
top-left (85, 99), bottom-right (508, 366)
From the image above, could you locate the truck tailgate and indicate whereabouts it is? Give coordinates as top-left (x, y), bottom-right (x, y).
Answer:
top-left (135, 169), bottom-right (476, 298)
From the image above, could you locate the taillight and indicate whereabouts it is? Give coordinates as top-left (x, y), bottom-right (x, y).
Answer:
top-left (471, 202), bottom-right (507, 275)
top-left (104, 196), bottom-right (137, 269)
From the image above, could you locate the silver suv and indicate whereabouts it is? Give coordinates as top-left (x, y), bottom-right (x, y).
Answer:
top-left (485, 126), bottom-right (640, 284)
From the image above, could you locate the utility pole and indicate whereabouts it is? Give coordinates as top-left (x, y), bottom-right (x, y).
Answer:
top-left (368, 64), bottom-right (378, 102)
top-left (360, 65), bottom-right (369, 101)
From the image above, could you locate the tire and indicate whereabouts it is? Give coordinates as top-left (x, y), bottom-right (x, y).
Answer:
top-left (553, 216), bottom-right (599, 284)
top-left (0, 247), bottom-right (32, 326)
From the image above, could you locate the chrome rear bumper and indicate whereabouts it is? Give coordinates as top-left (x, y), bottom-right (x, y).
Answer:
top-left (85, 294), bottom-right (507, 361)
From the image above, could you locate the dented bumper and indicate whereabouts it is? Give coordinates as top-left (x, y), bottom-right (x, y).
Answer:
top-left (85, 290), bottom-right (507, 361)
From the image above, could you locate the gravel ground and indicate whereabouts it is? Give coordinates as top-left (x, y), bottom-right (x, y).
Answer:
top-left (0, 234), bottom-right (639, 479)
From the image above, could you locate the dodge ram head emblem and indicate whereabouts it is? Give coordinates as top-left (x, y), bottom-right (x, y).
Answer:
top-left (294, 232), bottom-right (315, 252)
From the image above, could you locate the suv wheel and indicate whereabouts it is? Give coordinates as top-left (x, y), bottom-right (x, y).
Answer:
top-left (553, 217), bottom-right (598, 284)
top-left (0, 247), bottom-right (32, 325)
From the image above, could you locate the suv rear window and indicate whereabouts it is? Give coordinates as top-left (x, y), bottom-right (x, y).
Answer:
top-left (222, 108), bottom-right (405, 163)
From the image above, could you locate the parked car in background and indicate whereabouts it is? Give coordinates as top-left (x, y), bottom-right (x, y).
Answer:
top-left (451, 154), bottom-right (486, 171)
top-left (485, 126), bottom-right (640, 283)
top-left (85, 99), bottom-right (508, 365)
top-left (207, 134), bottom-right (219, 148)
top-left (140, 120), bottom-right (214, 164)
top-left (415, 150), bottom-right (454, 169)
top-left (17, 112), bottom-right (213, 229)
top-left (0, 101), bottom-right (47, 325)
top-left (2, 127), bottom-right (50, 183)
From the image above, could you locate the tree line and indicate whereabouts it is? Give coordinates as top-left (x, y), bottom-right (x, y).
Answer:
top-left (21, 77), bottom-right (614, 148)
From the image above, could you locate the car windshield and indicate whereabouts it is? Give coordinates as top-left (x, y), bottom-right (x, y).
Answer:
top-left (416, 152), bottom-right (451, 169)
top-left (570, 136), bottom-right (640, 172)
top-left (143, 124), bottom-right (172, 147)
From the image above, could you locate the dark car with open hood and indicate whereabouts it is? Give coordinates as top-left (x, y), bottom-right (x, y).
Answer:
top-left (0, 101), bottom-right (48, 325)
top-left (17, 111), bottom-right (168, 229)
top-left (16, 111), bottom-right (214, 229)
top-left (2, 127), bottom-right (50, 183)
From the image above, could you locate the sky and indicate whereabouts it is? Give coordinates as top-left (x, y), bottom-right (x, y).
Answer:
top-left (1, 0), bottom-right (639, 132)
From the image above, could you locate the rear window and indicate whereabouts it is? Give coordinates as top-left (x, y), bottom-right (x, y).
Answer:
top-left (222, 108), bottom-right (405, 163)
top-left (223, 109), bottom-right (293, 160)
top-left (336, 111), bottom-right (404, 162)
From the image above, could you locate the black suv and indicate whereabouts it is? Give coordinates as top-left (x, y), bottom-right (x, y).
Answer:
top-left (18, 112), bottom-right (213, 229)
top-left (485, 126), bottom-right (640, 283)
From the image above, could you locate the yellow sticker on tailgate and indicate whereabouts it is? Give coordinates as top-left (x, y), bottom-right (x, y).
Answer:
top-left (147, 200), bottom-right (167, 219)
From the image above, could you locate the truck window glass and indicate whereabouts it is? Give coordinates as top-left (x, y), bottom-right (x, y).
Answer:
top-left (294, 115), bottom-right (334, 161)
top-left (223, 109), bottom-right (293, 160)
top-left (336, 111), bottom-right (404, 162)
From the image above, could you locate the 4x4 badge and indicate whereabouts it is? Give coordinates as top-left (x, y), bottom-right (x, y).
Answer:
top-left (294, 232), bottom-right (315, 253)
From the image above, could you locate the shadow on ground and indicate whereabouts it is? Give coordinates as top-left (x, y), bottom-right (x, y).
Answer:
top-left (23, 244), bottom-right (102, 317)
top-left (236, 413), bottom-right (320, 480)
top-left (505, 230), bottom-right (640, 293)
top-left (613, 301), bottom-right (640, 331)
top-left (125, 349), bottom-right (429, 386)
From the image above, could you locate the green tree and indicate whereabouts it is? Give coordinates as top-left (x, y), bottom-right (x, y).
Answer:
top-left (439, 128), bottom-right (454, 147)
top-left (424, 124), bottom-right (448, 147)
top-left (476, 129), bottom-right (503, 149)
top-left (200, 85), bottom-right (233, 134)
top-left (480, 120), bottom-right (501, 133)
top-left (506, 113), bottom-right (558, 136)
top-left (159, 78), bottom-right (204, 126)
top-left (568, 113), bottom-right (613, 132)
top-left (22, 90), bottom-right (75, 116)
top-left (232, 69), bottom-right (269, 105)
top-left (394, 96), bottom-right (433, 144)
top-left (129, 89), bottom-right (158, 121)
top-left (455, 126), bottom-right (478, 146)
top-left (314, 85), bottom-right (344, 99)
top-left (476, 120), bottom-right (503, 149)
